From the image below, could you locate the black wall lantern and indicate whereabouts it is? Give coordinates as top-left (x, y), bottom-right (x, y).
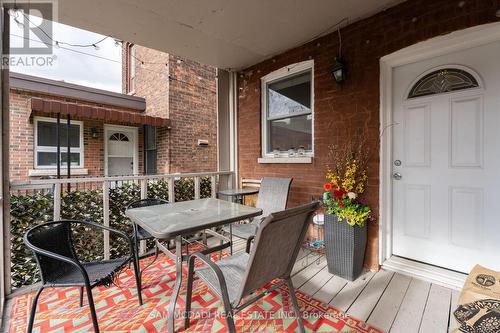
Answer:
top-left (332, 57), bottom-right (346, 84)
top-left (91, 127), bottom-right (98, 139)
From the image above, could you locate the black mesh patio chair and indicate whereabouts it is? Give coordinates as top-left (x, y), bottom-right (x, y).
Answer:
top-left (185, 201), bottom-right (320, 333)
top-left (24, 220), bottom-right (142, 333)
top-left (126, 198), bottom-right (168, 278)
top-left (222, 177), bottom-right (292, 253)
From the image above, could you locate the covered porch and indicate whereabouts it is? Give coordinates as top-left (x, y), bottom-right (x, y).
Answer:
top-left (1, 0), bottom-right (500, 332)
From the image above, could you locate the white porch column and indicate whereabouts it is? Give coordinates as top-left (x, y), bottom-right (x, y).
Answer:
top-left (216, 69), bottom-right (238, 190)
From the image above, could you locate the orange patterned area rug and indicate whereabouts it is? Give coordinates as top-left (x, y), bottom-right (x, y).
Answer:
top-left (9, 250), bottom-right (383, 333)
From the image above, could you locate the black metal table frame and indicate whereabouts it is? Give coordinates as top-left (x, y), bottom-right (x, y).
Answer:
top-left (126, 199), bottom-right (262, 333)
top-left (156, 230), bottom-right (230, 333)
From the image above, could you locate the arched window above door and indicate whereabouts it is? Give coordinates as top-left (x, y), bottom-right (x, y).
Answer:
top-left (408, 68), bottom-right (479, 99)
top-left (109, 132), bottom-right (129, 142)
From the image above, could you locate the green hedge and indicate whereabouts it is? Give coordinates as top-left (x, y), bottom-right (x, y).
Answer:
top-left (10, 177), bottom-right (213, 289)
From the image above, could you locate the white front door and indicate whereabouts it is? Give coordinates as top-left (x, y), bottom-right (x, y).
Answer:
top-left (104, 125), bottom-right (138, 176)
top-left (392, 40), bottom-right (500, 273)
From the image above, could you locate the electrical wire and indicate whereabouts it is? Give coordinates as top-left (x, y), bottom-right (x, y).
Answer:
top-left (9, 33), bottom-right (216, 93)
top-left (12, 9), bottom-right (110, 49)
top-left (10, 11), bottom-right (175, 67)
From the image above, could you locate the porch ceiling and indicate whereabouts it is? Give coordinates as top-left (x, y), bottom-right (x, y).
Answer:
top-left (56, 0), bottom-right (400, 69)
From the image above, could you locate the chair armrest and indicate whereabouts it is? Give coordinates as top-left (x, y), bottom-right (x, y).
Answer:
top-left (189, 252), bottom-right (232, 301)
top-left (74, 220), bottom-right (135, 258)
top-left (246, 235), bottom-right (255, 254)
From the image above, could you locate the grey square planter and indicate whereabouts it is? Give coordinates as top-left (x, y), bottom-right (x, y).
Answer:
top-left (324, 214), bottom-right (367, 281)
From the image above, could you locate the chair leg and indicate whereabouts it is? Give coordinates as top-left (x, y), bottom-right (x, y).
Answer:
top-left (79, 286), bottom-right (84, 307)
top-left (132, 246), bottom-right (144, 306)
top-left (27, 286), bottom-right (44, 333)
top-left (85, 285), bottom-right (100, 333)
top-left (222, 296), bottom-right (236, 333)
top-left (184, 257), bottom-right (195, 329)
top-left (286, 278), bottom-right (305, 333)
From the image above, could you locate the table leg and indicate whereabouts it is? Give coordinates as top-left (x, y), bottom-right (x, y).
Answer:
top-left (167, 235), bottom-right (183, 333)
top-left (229, 223), bottom-right (233, 255)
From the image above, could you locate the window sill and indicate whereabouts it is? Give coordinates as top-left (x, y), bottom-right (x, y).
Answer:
top-left (257, 157), bottom-right (312, 164)
top-left (28, 168), bottom-right (89, 177)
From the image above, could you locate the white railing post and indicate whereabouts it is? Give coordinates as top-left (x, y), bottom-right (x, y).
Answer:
top-left (194, 176), bottom-right (200, 200)
top-left (139, 178), bottom-right (148, 254)
top-left (102, 181), bottom-right (110, 260)
top-left (168, 177), bottom-right (175, 203)
top-left (53, 183), bottom-right (61, 220)
top-left (140, 179), bottom-right (148, 199)
top-left (211, 175), bottom-right (217, 198)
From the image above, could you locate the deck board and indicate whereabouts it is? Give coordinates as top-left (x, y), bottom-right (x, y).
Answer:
top-left (313, 274), bottom-right (348, 304)
top-left (366, 273), bottom-right (411, 331)
top-left (299, 265), bottom-right (333, 296)
top-left (329, 270), bottom-right (375, 312)
top-left (292, 257), bottom-right (327, 288)
top-left (448, 289), bottom-right (460, 332)
top-left (418, 284), bottom-right (452, 333)
top-left (347, 269), bottom-right (394, 321)
top-left (389, 278), bottom-right (431, 333)
top-left (291, 252), bottom-right (322, 276)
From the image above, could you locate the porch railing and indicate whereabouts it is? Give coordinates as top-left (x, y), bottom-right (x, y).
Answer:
top-left (9, 171), bottom-right (233, 290)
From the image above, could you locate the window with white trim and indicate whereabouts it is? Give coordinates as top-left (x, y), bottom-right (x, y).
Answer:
top-left (34, 117), bottom-right (84, 168)
top-left (261, 60), bottom-right (313, 157)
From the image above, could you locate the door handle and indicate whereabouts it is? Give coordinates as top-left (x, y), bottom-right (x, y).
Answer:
top-left (393, 172), bottom-right (402, 180)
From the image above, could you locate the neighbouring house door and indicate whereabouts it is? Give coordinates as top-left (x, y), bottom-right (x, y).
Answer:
top-left (392, 40), bottom-right (500, 273)
top-left (105, 125), bottom-right (138, 176)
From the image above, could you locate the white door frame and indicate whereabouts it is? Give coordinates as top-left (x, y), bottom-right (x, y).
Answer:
top-left (379, 22), bottom-right (500, 288)
top-left (104, 124), bottom-right (139, 176)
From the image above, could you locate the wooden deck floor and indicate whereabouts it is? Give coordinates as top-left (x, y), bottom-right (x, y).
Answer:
top-left (231, 238), bottom-right (460, 333)
top-left (2, 238), bottom-right (460, 333)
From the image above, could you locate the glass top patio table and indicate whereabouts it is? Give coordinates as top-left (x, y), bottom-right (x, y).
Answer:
top-left (125, 197), bottom-right (262, 239)
top-left (125, 198), bottom-right (262, 333)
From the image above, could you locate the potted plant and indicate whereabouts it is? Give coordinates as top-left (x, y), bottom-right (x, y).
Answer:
top-left (322, 139), bottom-right (371, 281)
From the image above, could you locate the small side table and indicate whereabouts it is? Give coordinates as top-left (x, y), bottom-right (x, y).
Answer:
top-left (218, 188), bottom-right (259, 204)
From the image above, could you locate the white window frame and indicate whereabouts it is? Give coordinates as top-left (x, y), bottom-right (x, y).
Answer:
top-left (260, 59), bottom-right (314, 160)
top-left (33, 116), bottom-right (84, 169)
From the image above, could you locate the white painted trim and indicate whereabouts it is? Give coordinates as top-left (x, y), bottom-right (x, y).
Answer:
top-left (28, 168), bottom-right (88, 177)
top-left (260, 59), bottom-right (314, 158)
top-left (257, 157), bottom-right (312, 164)
top-left (379, 22), bottom-right (500, 279)
top-left (229, 72), bottom-right (239, 188)
top-left (104, 124), bottom-right (139, 176)
top-left (382, 256), bottom-right (466, 290)
top-left (33, 116), bottom-right (84, 169)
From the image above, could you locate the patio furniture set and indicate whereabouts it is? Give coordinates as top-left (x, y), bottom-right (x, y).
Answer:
top-left (23, 177), bottom-right (319, 333)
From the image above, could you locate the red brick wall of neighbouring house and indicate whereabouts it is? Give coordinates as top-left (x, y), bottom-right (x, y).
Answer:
top-left (123, 44), bottom-right (170, 118)
top-left (9, 89), bottom-right (144, 182)
top-left (237, 0), bottom-right (500, 270)
top-left (168, 55), bottom-right (217, 173)
top-left (122, 46), bottom-right (217, 174)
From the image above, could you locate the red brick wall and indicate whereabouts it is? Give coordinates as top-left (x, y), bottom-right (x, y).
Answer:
top-left (122, 46), bottom-right (218, 174)
top-left (168, 55), bottom-right (217, 173)
top-left (237, 0), bottom-right (500, 270)
top-left (9, 89), bottom-right (144, 181)
top-left (123, 44), bottom-right (169, 118)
